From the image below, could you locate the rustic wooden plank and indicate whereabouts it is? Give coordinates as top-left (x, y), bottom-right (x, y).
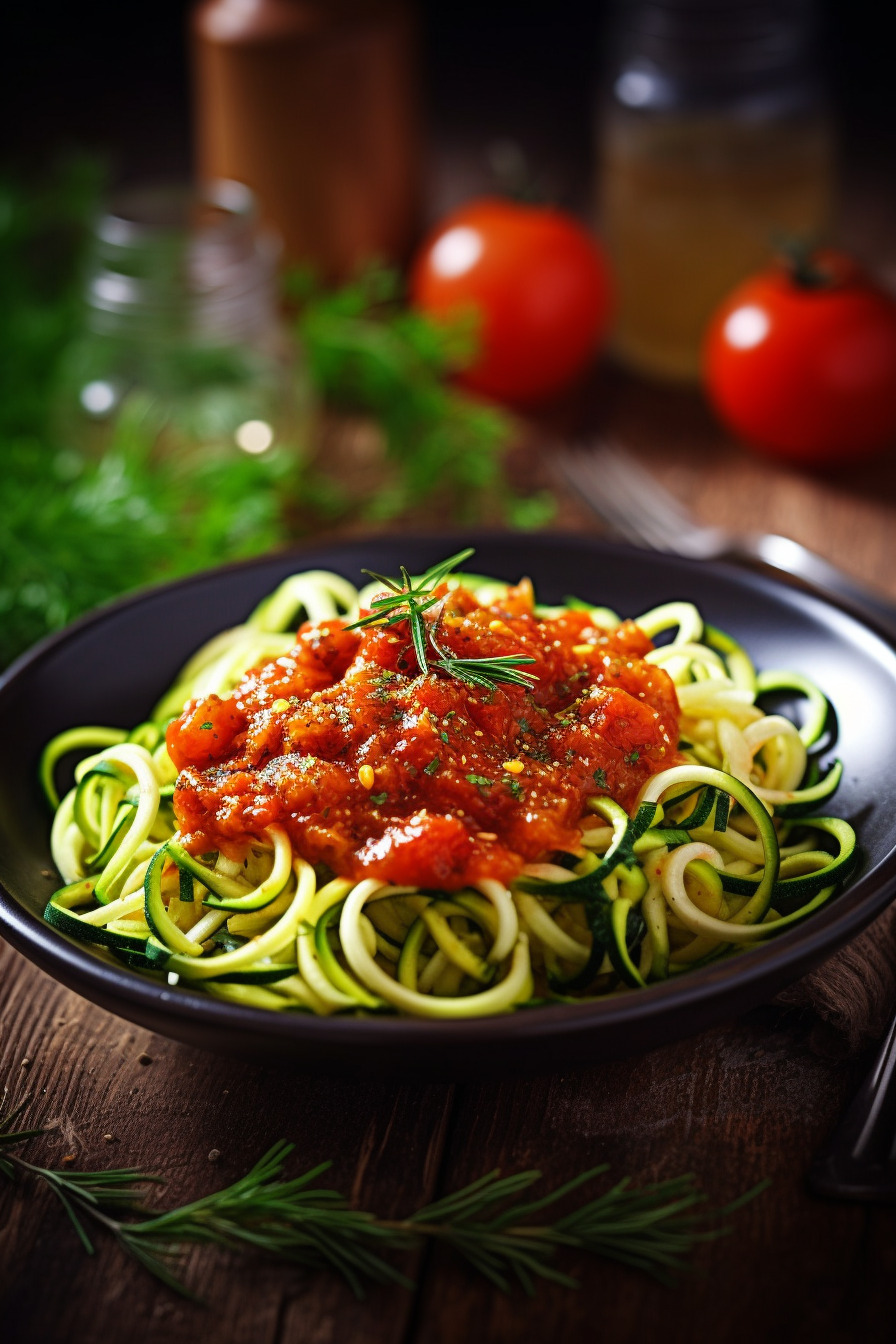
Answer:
top-left (0, 942), bottom-right (453, 1344)
top-left (409, 1010), bottom-right (896, 1344)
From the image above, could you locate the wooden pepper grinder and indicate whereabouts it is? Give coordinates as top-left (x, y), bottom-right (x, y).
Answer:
top-left (191, 0), bottom-right (422, 280)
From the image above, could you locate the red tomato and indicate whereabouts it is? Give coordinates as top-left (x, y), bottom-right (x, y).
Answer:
top-left (703, 251), bottom-right (896, 465)
top-left (410, 198), bottom-right (612, 407)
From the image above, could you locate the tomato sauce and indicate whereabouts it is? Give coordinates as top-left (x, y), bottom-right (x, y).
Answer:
top-left (167, 582), bottom-right (680, 890)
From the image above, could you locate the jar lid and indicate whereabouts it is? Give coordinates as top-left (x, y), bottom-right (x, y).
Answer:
top-left (607, 0), bottom-right (825, 114)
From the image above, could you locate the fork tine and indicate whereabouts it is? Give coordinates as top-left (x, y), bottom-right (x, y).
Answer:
top-left (555, 448), bottom-right (657, 547)
top-left (597, 443), bottom-right (703, 543)
top-left (556, 445), bottom-right (672, 550)
top-left (555, 442), bottom-right (727, 560)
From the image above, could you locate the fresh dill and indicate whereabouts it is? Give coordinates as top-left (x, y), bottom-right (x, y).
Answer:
top-left (346, 550), bottom-right (539, 692)
top-left (0, 1099), bottom-right (767, 1300)
top-left (0, 170), bottom-right (553, 671)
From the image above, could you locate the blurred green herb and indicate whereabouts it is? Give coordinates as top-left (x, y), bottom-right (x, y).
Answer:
top-left (0, 401), bottom-right (298, 669)
top-left (291, 266), bottom-right (553, 527)
top-left (0, 158), bottom-right (103, 437)
top-left (0, 166), bottom-right (553, 671)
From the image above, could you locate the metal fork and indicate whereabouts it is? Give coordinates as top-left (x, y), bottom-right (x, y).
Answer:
top-left (556, 443), bottom-right (896, 639)
top-left (559, 440), bottom-right (896, 1202)
top-left (809, 1014), bottom-right (896, 1202)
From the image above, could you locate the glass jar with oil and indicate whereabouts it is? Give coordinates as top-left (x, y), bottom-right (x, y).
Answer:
top-left (598, 0), bottom-right (834, 382)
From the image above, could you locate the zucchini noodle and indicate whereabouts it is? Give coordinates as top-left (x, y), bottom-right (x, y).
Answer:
top-left (39, 563), bottom-right (858, 1018)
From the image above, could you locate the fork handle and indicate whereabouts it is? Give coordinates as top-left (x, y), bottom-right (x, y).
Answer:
top-left (808, 1012), bottom-right (896, 1201)
top-left (735, 533), bottom-right (896, 644)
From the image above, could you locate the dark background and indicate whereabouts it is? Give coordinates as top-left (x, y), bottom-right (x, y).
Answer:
top-left (3, 1), bottom-right (895, 205)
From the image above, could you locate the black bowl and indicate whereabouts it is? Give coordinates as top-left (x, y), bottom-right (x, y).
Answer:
top-left (2, 533), bottom-right (896, 1077)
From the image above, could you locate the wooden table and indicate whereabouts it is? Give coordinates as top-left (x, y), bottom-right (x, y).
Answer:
top-left (3, 371), bottom-right (896, 1343)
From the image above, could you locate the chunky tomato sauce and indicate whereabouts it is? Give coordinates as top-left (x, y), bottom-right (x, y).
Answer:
top-left (167, 582), bottom-right (680, 889)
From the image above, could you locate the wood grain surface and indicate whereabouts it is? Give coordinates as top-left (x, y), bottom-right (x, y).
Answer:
top-left (4, 377), bottom-right (896, 1343)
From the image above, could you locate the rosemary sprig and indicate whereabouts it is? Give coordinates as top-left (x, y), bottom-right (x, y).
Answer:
top-left (347, 549), bottom-right (539, 691)
top-left (429, 636), bottom-right (539, 692)
top-left (1, 1099), bottom-right (767, 1300)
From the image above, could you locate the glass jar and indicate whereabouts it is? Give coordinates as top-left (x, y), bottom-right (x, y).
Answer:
top-left (597, 0), bottom-right (835, 382)
top-left (55, 179), bottom-right (310, 465)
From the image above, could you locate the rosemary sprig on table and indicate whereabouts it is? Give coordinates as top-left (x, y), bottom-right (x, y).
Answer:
top-left (1, 1100), bottom-right (767, 1300)
top-left (347, 549), bottom-right (539, 691)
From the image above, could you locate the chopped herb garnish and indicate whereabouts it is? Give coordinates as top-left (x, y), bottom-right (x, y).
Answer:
top-left (200, 722), bottom-right (213, 730)
top-left (440, 731), bottom-right (449, 743)
top-left (424, 757), bottom-right (441, 776)
top-left (626, 750), bottom-right (640, 764)
top-left (593, 768), bottom-right (608, 788)
top-left (466, 774), bottom-right (492, 788)
top-left (517, 718), bottom-right (530, 734)
top-left (522, 744), bottom-right (551, 764)
top-left (502, 776), bottom-right (523, 799)
top-left (370, 792), bottom-right (388, 805)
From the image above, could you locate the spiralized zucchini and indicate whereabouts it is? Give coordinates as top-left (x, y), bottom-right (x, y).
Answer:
top-left (40, 566), bottom-right (858, 1018)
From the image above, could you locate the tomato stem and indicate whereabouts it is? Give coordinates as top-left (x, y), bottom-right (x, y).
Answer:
top-left (774, 235), bottom-right (832, 290)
